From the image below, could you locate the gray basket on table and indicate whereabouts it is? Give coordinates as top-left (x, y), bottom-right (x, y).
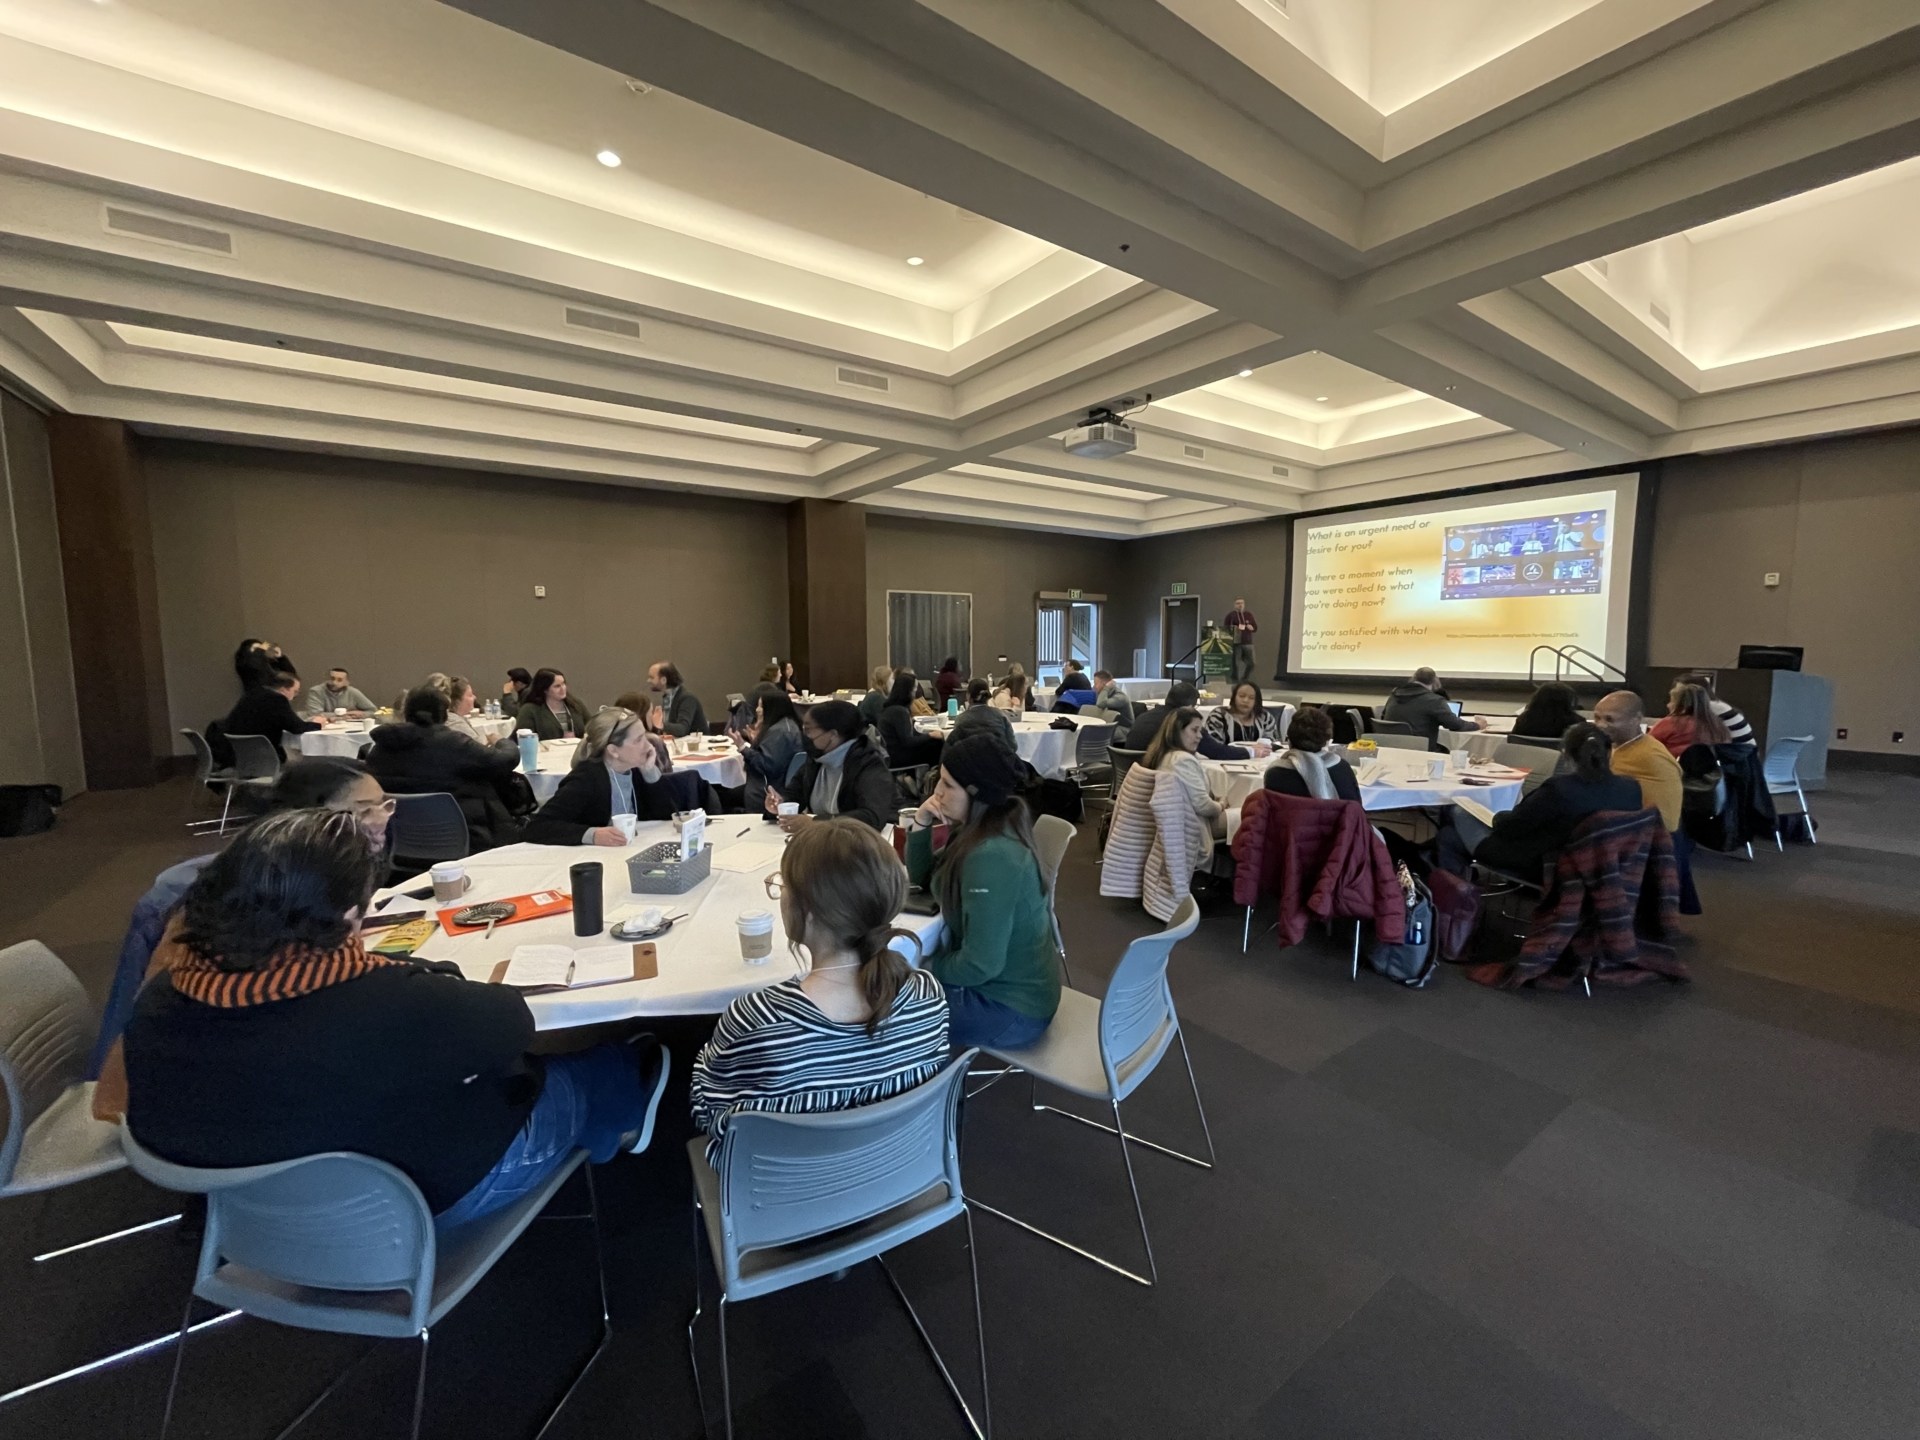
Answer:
top-left (626, 840), bottom-right (712, 894)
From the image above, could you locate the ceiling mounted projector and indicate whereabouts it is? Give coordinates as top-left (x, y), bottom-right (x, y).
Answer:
top-left (1063, 407), bottom-right (1136, 460)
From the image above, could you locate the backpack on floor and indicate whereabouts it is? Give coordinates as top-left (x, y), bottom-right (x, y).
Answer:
top-left (0, 784), bottom-right (61, 837)
top-left (1366, 866), bottom-right (1437, 987)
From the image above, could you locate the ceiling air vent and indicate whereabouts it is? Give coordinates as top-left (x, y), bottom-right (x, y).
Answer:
top-left (1183, 444), bottom-right (1207, 460)
top-left (564, 307), bottom-right (642, 339)
top-left (103, 206), bottom-right (234, 256)
top-left (1272, 465), bottom-right (1291, 478)
top-left (835, 365), bottom-right (891, 393)
top-left (1648, 302), bottom-right (1672, 332)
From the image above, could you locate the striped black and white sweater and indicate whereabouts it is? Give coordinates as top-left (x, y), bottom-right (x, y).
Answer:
top-left (690, 968), bottom-right (949, 1166)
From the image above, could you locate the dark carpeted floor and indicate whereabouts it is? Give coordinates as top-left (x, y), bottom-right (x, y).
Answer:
top-left (3, 773), bottom-right (1918, 1440)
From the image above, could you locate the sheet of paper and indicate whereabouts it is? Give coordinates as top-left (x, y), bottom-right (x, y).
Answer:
top-left (710, 841), bottom-right (787, 873)
top-left (568, 944), bottom-right (638, 986)
top-left (1454, 796), bottom-right (1498, 827)
top-left (500, 945), bottom-right (577, 988)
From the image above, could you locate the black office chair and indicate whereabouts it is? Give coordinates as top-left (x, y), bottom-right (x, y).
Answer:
top-left (388, 793), bottom-right (471, 869)
top-left (1369, 718), bottom-right (1415, 735)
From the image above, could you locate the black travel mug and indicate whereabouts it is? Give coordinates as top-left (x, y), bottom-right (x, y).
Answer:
top-left (570, 862), bottom-right (604, 936)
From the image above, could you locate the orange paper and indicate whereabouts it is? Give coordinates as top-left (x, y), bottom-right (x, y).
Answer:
top-left (437, 889), bottom-right (575, 937)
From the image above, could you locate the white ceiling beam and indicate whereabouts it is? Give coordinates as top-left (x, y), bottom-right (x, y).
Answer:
top-left (989, 442), bottom-right (1299, 513)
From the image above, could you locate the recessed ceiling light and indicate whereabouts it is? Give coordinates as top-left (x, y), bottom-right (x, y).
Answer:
top-left (1237, 368), bottom-right (1252, 378)
top-left (906, 256), bottom-right (925, 266)
top-left (1314, 395), bottom-right (1328, 402)
top-left (595, 149), bottom-right (622, 167)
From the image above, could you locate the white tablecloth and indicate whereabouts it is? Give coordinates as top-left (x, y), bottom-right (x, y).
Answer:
top-left (380, 827), bottom-right (943, 1027)
top-left (1211, 747), bottom-right (1527, 840)
top-left (914, 712), bottom-right (1109, 780)
top-left (525, 738), bottom-right (748, 803)
top-left (296, 724), bottom-right (373, 758)
top-left (466, 715), bottom-right (516, 743)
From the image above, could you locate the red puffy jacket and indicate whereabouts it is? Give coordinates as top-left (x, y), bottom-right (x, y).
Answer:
top-left (1230, 789), bottom-right (1405, 947)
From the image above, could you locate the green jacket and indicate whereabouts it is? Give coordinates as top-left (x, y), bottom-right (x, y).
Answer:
top-left (907, 828), bottom-right (1061, 1020)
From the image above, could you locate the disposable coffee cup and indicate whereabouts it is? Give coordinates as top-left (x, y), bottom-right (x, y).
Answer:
top-left (612, 813), bottom-right (639, 842)
top-left (737, 909), bottom-right (775, 964)
top-left (777, 801), bottom-right (800, 818)
top-left (430, 863), bottom-right (468, 904)
top-left (334, 706), bottom-right (348, 716)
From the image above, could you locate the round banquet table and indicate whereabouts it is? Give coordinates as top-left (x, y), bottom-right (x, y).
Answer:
top-left (525, 737), bottom-right (749, 804)
top-left (1435, 715), bottom-right (1515, 761)
top-left (379, 825), bottom-right (943, 1028)
top-left (295, 723), bottom-right (373, 758)
top-left (1210, 746), bottom-right (1528, 842)
top-left (914, 712), bottom-right (1105, 780)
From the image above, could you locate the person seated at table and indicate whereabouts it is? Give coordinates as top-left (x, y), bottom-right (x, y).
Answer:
top-left (646, 661), bottom-right (708, 738)
top-left (1128, 681), bottom-right (1247, 759)
top-left (232, 638), bottom-right (297, 694)
top-left (1052, 669), bottom-right (1098, 713)
top-left (903, 735), bottom-right (1061, 1048)
top-left (768, 700), bottom-right (896, 833)
top-left (367, 687), bottom-right (528, 851)
top-left (1146, 706), bottom-right (1225, 839)
top-left (934, 656), bottom-right (965, 708)
top-left (222, 669), bottom-right (319, 761)
top-left (735, 688), bottom-right (805, 815)
top-left (1436, 722), bottom-right (1643, 878)
top-left (949, 677), bottom-right (1016, 750)
top-left (612, 690), bottom-right (678, 773)
top-left (878, 669), bottom-right (944, 768)
top-left (1264, 705), bottom-right (1361, 803)
top-left (503, 667), bottom-right (532, 710)
top-left (1678, 673), bottom-right (1755, 746)
top-left (777, 660), bottom-right (802, 698)
top-left (1381, 667), bottom-right (1487, 749)
top-left (122, 810), bottom-right (671, 1223)
top-left (1205, 682), bottom-right (1278, 747)
top-left (1650, 681), bottom-right (1735, 758)
top-left (443, 676), bottom-right (503, 746)
top-left (1091, 669), bottom-right (1135, 727)
top-left (524, 706), bottom-right (679, 846)
top-left (857, 664), bottom-right (894, 727)
top-left (516, 668), bottom-right (589, 740)
top-left (299, 666), bottom-right (377, 718)
top-left (1509, 681), bottom-right (1583, 741)
top-left (1593, 689), bottom-right (1683, 832)
top-left (989, 671), bottom-right (1029, 714)
top-left (392, 671), bottom-right (451, 716)
top-left (690, 819), bottom-right (948, 1164)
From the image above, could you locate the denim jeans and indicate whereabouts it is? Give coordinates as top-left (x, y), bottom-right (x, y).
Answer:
top-left (436, 1044), bottom-right (648, 1227)
top-left (946, 985), bottom-right (1050, 1050)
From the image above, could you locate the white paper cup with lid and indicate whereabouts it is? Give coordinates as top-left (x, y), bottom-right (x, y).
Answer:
top-left (737, 909), bottom-right (775, 963)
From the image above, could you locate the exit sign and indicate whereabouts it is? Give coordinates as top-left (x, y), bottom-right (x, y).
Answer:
top-left (1170, 582), bottom-right (1187, 595)
top-left (1066, 588), bottom-right (1083, 600)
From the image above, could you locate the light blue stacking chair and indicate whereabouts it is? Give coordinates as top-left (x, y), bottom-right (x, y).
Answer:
top-left (120, 1130), bottom-right (610, 1440)
top-left (687, 1051), bottom-right (989, 1440)
top-left (971, 897), bottom-right (1212, 1287)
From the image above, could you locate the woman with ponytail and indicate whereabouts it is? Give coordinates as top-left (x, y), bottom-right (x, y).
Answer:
top-left (1437, 721), bottom-right (1644, 878)
top-left (690, 820), bottom-right (949, 1164)
top-left (903, 734), bottom-right (1062, 1048)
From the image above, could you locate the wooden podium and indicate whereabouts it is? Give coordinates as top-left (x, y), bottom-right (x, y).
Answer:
top-left (1641, 666), bottom-right (1832, 788)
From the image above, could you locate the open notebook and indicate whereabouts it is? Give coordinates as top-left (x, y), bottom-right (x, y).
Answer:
top-left (494, 943), bottom-right (657, 992)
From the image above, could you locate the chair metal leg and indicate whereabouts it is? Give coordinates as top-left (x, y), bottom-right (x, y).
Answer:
top-left (1775, 826), bottom-right (1784, 853)
top-left (1351, 920), bottom-right (1361, 981)
top-left (267, 1340), bottom-right (386, 1440)
top-left (1800, 783), bottom-right (1815, 843)
top-left (532, 1167), bottom-right (615, 1440)
top-left (408, 1330), bottom-right (430, 1440)
top-left (876, 1218), bottom-right (991, 1440)
top-left (216, 784), bottom-right (236, 837)
top-left (1745, 840), bottom-right (1755, 860)
top-left (158, 1289), bottom-right (197, 1440)
top-left (1242, 905), bottom-right (1252, 953)
top-left (686, 1199), bottom-right (709, 1438)
top-left (717, 1298), bottom-right (734, 1440)
top-left (1174, 1028), bottom-right (1217, 1168)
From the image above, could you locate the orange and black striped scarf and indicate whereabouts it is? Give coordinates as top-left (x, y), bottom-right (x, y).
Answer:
top-left (169, 936), bottom-right (405, 1008)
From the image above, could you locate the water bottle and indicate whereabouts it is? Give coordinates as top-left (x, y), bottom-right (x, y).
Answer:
top-left (947, 697), bottom-right (959, 717)
top-left (517, 727), bottom-right (538, 774)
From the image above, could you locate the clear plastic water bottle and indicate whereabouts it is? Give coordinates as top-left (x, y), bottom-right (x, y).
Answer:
top-left (517, 728), bottom-right (538, 774)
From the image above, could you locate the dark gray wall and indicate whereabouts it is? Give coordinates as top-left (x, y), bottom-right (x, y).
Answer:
top-left (1650, 430), bottom-right (1920, 756)
top-left (865, 515), bottom-right (1126, 678)
top-left (0, 391), bottom-right (84, 792)
top-left (1111, 517), bottom-right (1292, 682)
top-left (145, 442), bottom-right (791, 749)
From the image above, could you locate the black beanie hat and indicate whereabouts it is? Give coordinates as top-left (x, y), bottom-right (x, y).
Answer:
top-left (940, 733), bottom-right (1022, 809)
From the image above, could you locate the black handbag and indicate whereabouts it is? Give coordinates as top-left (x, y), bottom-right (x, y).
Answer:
top-left (1366, 867), bottom-right (1437, 987)
top-left (1681, 765), bottom-right (1727, 823)
top-left (0, 784), bottom-right (61, 836)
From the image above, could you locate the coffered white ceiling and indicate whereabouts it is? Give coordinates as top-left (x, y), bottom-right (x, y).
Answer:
top-left (2, 0), bottom-right (1919, 537)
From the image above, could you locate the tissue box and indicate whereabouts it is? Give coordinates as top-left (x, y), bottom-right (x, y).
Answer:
top-left (626, 840), bottom-right (713, 894)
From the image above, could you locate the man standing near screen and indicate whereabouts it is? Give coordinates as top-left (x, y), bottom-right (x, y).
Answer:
top-left (1224, 597), bottom-right (1258, 684)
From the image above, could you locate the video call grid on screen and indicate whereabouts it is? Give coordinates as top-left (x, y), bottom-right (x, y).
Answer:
top-left (1284, 470), bottom-right (1643, 683)
top-left (1441, 508), bottom-right (1608, 600)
